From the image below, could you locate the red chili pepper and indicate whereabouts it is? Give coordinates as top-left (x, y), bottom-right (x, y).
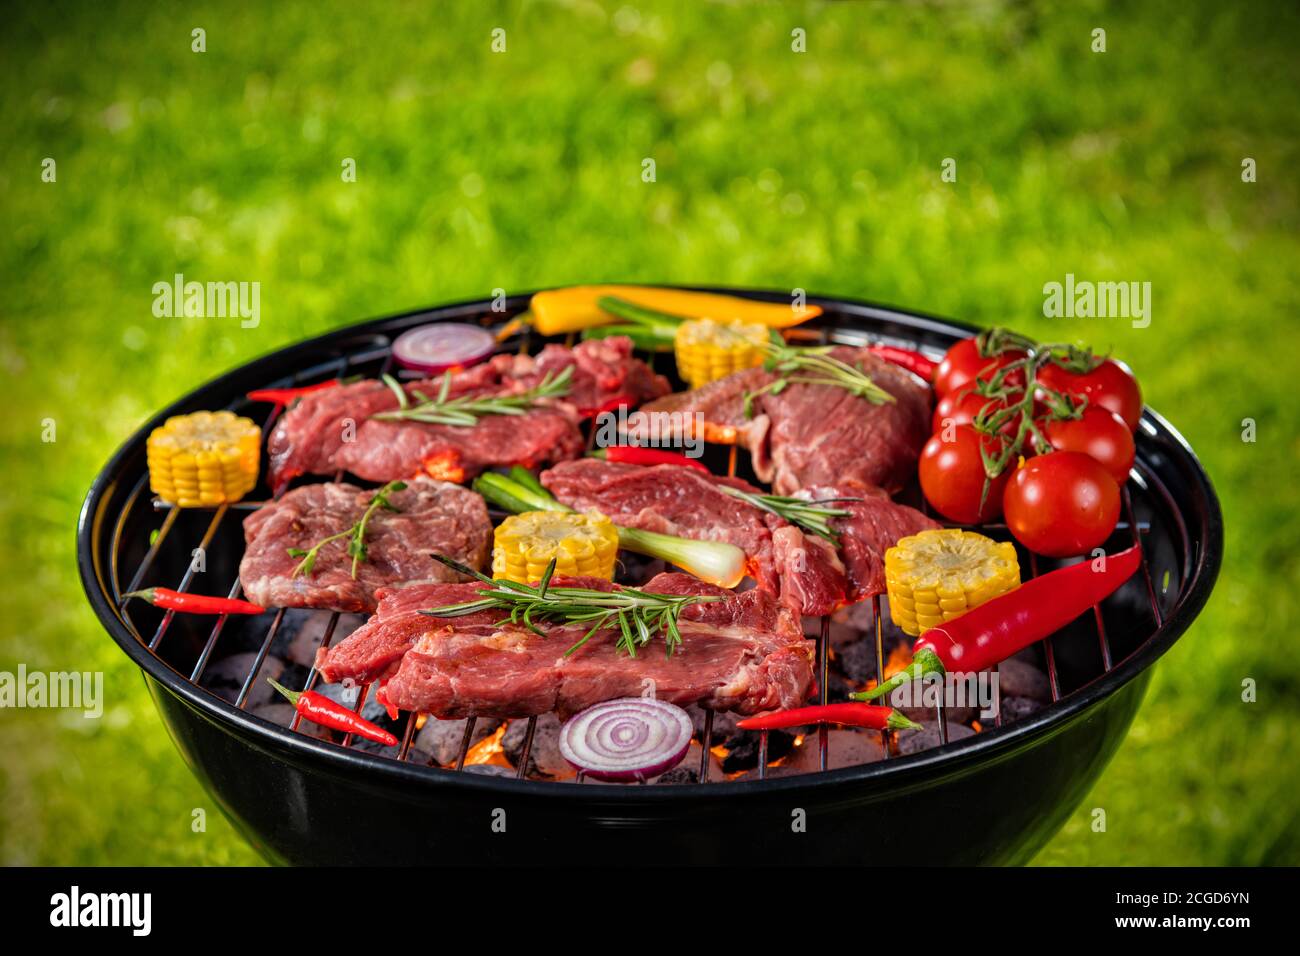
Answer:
top-left (247, 380), bottom-right (342, 405)
top-left (855, 545), bottom-right (1142, 702)
top-left (375, 682), bottom-right (399, 721)
top-left (589, 446), bottom-right (710, 473)
top-left (868, 344), bottom-right (937, 383)
top-left (579, 394), bottom-right (636, 420)
top-left (738, 703), bottom-right (920, 732)
top-left (267, 678), bottom-right (398, 746)
top-left (123, 587), bottom-right (265, 615)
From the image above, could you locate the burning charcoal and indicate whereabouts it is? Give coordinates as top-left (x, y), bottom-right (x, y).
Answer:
top-left (251, 702), bottom-right (297, 728)
top-left (823, 669), bottom-right (857, 702)
top-left (415, 716), bottom-right (503, 767)
top-left (718, 730), bottom-right (796, 774)
top-left (685, 704), bottom-right (741, 740)
top-left (895, 722), bottom-right (975, 755)
top-left (997, 658), bottom-right (1051, 702)
top-left (652, 766), bottom-right (699, 785)
top-left (881, 675), bottom-right (976, 725)
top-left (502, 714), bottom-right (571, 778)
top-left (763, 729), bottom-right (886, 777)
top-left (833, 601), bottom-right (875, 635)
top-left (203, 653), bottom-right (285, 708)
top-left (836, 638), bottom-right (880, 685)
top-left (360, 696), bottom-right (405, 735)
top-left (284, 611), bottom-right (366, 668)
top-left (646, 741), bottom-right (720, 783)
top-left (999, 695), bottom-right (1045, 722)
top-left (464, 764), bottom-right (515, 778)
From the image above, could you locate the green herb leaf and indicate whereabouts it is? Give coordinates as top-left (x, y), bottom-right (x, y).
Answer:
top-left (289, 479), bottom-right (407, 580)
top-left (371, 366), bottom-right (573, 426)
top-left (419, 554), bottom-right (723, 657)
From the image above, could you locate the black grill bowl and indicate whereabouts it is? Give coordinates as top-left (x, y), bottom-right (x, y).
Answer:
top-left (77, 290), bottom-right (1222, 865)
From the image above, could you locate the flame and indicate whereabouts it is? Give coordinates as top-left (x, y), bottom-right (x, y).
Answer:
top-left (884, 643), bottom-right (914, 678)
top-left (704, 423), bottom-right (738, 444)
top-left (422, 451), bottom-right (466, 484)
top-left (464, 724), bottom-right (511, 767)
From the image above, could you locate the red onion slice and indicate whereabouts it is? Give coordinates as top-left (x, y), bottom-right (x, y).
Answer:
top-left (391, 323), bottom-right (495, 375)
top-left (559, 698), bottom-right (694, 782)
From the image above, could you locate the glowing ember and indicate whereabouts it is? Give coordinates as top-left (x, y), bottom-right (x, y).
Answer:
top-left (421, 451), bottom-right (466, 483)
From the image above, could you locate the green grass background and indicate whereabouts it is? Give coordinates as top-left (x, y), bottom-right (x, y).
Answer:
top-left (1, 0), bottom-right (1297, 865)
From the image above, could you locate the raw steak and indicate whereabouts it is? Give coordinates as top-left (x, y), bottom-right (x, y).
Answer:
top-left (239, 477), bottom-right (491, 613)
top-left (539, 458), bottom-right (846, 615)
top-left (267, 337), bottom-right (669, 488)
top-left (316, 573), bottom-right (814, 718)
top-left (625, 346), bottom-right (930, 495)
top-left (799, 482), bottom-right (940, 601)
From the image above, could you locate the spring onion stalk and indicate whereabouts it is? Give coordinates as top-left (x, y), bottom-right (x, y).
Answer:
top-left (473, 472), bottom-right (747, 589)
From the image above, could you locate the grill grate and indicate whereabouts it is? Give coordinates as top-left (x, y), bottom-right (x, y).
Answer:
top-left (105, 310), bottom-right (1177, 786)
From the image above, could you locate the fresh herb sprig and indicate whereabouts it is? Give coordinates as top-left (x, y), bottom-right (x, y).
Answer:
top-left (420, 554), bottom-right (723, 657)
top-left (288, 480), bottom-right (407, 579)
top-left (372, 365), bottom-right (572, 426)
top-left (716, 485), bottom-right (860, 543)
top-left (740, 338), bottom-right (896, 416)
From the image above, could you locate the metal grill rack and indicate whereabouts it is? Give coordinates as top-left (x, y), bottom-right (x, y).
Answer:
top-left (105, 308), bottom-right (1183, 786)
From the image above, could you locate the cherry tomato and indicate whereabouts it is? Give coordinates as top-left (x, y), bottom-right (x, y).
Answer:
top-left (919, 425), bottom-right (1011, 524)
top-left (1041, 407), bottom-right (1135, 485)
top-left (931, 388), bottom-right (1028, 437)
top-left (1002, 451), bottom-right (1120, 557)
top-left (933, 337), bottom-right (1027, 398)
top-left (1037, 358), bottom-right (1142, 432)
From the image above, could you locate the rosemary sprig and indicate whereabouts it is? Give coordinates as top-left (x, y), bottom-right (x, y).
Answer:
top-left (288, 480), bottom-right (407, 579)
top-left (372, 365), bottom-right (573, 426)
top-left (740, 339), bottom-right (895, 416)
top-left (716, 485), bottom-right (860, 543)
top-left (420, 554), bottom-right (723, 657)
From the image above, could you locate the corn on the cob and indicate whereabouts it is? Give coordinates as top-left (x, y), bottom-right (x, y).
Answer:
top-left (492, 511), bottom-right (620, 585)
top-left (147, 411), bottom-right (261, 507)
top-left (885, 528), bottom-right (1020, 637)
top-left (674, 318), bottom-right (769, 388)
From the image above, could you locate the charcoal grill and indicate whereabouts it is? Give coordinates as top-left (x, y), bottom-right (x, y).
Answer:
top-left (77, 288), bottom-right (1222, 865)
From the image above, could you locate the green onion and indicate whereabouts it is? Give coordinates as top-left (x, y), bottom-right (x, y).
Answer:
top-left (473, 471), bottom-right (747, 588)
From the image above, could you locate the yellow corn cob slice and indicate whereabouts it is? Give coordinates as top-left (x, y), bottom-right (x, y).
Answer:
top-left (673, 318), bottom-right (769, 389)
top-left (492, 511), bottom-right (620, 585)
top-left (147, 411), bottom-right (261, 508)
top-left (885, 528), bottom-right (1021, 637)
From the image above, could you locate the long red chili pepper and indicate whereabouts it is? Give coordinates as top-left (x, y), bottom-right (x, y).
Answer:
top-left (589, 445), bottom-right (710, 473)
top-left (246, 380), bottom-right (341, 405)
top-left (266, 678), bottom-right (399, 746)
top-left (868, 344), bottom-right (937, 383)
top-left (578, 393), bottom-right (636, 420)
top-left (123, 587), bottom-right (265, 615)
top-left (855, 545), bottom-right (1142, 702)
top-left (738, 703), bottom-right (920, 732)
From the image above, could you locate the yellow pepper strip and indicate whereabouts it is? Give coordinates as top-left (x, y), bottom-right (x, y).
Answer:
top-left (674, 318), bottom-right (769, 389)
top-left (885, 529), bottom-right (1021, 637)
top-left (529, 285), bottom-right (822, 335)
top-left (146, 411), bottom-right (261, 507)
top-left (492, 511), bottom-right (620, 585)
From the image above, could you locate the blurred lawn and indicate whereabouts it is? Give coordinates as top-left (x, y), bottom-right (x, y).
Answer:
top-left (1, 0), bottom-right (1297, 865)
